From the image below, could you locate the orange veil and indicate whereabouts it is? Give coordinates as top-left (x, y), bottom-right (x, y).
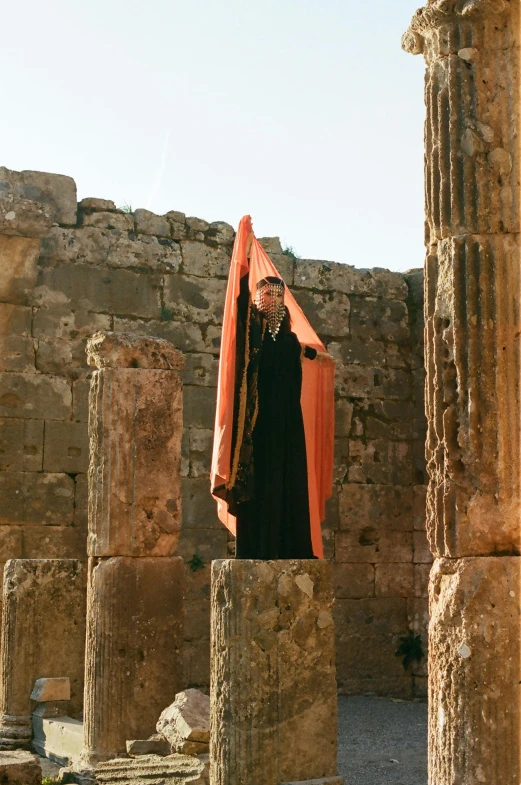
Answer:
top-left (210, 215), bottom-right (335, 558)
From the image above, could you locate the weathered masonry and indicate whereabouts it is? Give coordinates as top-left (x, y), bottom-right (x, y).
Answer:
top-left (0, 166), bottom-right (428, 697)
top-left (403, 0), bottom-right (521, 782)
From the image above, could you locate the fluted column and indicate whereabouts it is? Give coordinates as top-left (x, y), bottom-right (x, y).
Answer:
top-left (81, 333), bottom-right (185, 764)
top-left (0, 560), bottom-right (86, 750)
top-left (403, 2), bottom-right (520, 783)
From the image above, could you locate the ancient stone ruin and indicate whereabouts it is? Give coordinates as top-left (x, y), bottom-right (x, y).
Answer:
top-left (0, 0), bottom-right (519, 780)
top-left (403, 0), bottom-right (521, 782)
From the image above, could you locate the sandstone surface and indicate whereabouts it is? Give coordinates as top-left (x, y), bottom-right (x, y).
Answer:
top-left (0, 559), bottom-right (86, 749)
top-left (82, 556), bottom-right (184, 762)
top-left (211, 559), bottom-right (339, 785)
top-left (94, 753), bottom-right (209, 784)
top-left (0, 750), bottom-right (41, 784)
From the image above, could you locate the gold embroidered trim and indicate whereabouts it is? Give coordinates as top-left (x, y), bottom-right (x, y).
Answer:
top-left (226, 297), bottom-right (252, 490)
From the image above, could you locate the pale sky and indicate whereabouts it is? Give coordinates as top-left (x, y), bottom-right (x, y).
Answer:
top-left (2, 0), bottom-right (425, 271)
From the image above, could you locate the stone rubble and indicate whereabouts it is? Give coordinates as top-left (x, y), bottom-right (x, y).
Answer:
top-left (156, 690), bottom-right (210, 755)
top-left (0, 750), bottom-right (42, 784)
top-left (31, 677), bottom-right (70, 703)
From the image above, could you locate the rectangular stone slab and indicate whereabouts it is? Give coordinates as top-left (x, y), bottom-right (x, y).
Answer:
top-left (82, 556), bottom-right (184, 762)
top-left (88, 368), bottom-right (183, 557)
top-left (211, 559), bottom-right (339, 785)
top-left (429, 557), bottom-right (520, 785)
top-left (0, 560), bottom-right (86, 749)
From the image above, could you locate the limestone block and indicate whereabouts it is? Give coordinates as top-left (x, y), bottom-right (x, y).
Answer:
top-left (338, 484), bottom-right (413, 532)
top-left (32, 264), bottom-right (162, 318)
top-left (331, 564), bottom-right (375, 599)
top-left (0, 168), bottom-right (76, 227)
top-left (181, 241), bottom-right (230, 277)
top-left (22, 526), bottom-right (86, 560)
top-left (83, 557), bottom-right (184, 761)
top-left (86, 331), bottom-right (184, 371)
top-left (0, 419), bottom-right (44, 472)
top-left (204, 325), bottom-right (221, 355)
top-left (0, 372), bottom-right (71, 420)
top-left (134, 209), bottom-right (170, 237)
top-left (40, 226), bottom-right (182, 273)
top-left (94, 754), bottom-right (209, 784)
top-left (72, 379), bottom-right (90, 423)
top-left (81, 212), bottom-right (133, 231)
top-left (0, 472), bottom-right (74, 527)
top-left (31, 678), bottom-right (70, 702)
top-left (336, 528), bottom-right (412, 565)
top-left (294, 259), bottom-right (408, 300)
top-left (74, 473), bottom-right (88, 530)
top-left (291, 290), bottom-right (350, 338)
top-left (327, 337), bottom-right (407, 370)
top-left (31, 715), bottom-right (83, 765)
top-left (78, 198), bottom-right (117, 212)
top-left (375, 564), bottom-right (414, 598)
top-left (0, 751), bottom-right (41, 784)
top-left (157, 689), bottom-right (210, 751)
top-left (185, 429), bottom-right (214, 478)
top-left (413, 530), bottom-right (433, 564)
top-left (334, 598), bottom-right (409, 688)
top-left (207, 221), bottom-right (235, 247)
top-left (183, 386), bottom-right (216, 430)
top-left (176, 527), bottom-right (227, 564)
top-left (0, 529), bottom-right (22, 565)
top-left (211, 559), bottom-right (339, 785)
top-left (346, 440), bottom-right (412, 485)
top-left (350, 297), bottom-right (409, 344)
top-left (0, 304), bottom-right (34, 373)
top-left (43, 421), bottom-right (88, 474)
top-left (32, 304), bottom-right (112, 344)
top-left (0, 559), bottom-right (86, 749)
top-left (113, 316), bottom-right (206, 354)
top-left (163, 275), bottom-right (226, 326)
top-left (31, 701), bottom-right (68, 719)
top-left (181, 477), bottom-right (221, 529)
top-left (429, 557), bottom-right (520, 785)
top-left (413, 564), bottom-right (430, 598)
top-left (0, 237), bottom-right (41, 305)
top-left (88, 366), bottom-right (183, 557)
top-left (126, 738), bottom-right (170, 756)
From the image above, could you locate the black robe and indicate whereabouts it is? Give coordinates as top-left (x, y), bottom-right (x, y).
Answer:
top-left (228, 280), bottom-right (316, 559)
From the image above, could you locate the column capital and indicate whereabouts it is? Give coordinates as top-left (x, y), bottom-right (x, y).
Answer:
top-left (86, 331), bottom-right (185, 371)
top-left (402, 0), bottom-right (510, 55)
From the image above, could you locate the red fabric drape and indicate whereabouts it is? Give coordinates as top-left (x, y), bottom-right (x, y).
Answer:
top-left (210, 216), bottom-right (335, 558)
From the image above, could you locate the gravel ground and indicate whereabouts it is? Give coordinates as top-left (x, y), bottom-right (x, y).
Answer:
top-left (337, 696), bottom-right (428, 785)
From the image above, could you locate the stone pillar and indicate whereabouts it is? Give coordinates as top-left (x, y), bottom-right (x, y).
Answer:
top-left (403, 3), bottom-right (520, 783)
top-left (82, 332), bottom-right (185, 764)
top-left (0, 560), bottom-right (86, 750)
top-left (211, 559), bottom-right (341, 785)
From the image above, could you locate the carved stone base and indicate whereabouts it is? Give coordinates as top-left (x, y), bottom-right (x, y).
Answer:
top-left (0, 714), bottom-right (32, 750)
top-left (211, 559), bottom-right (340, 785)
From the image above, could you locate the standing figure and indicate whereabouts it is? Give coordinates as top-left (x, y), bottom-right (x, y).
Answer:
top-left (211, 216), bottom-right (334, 559)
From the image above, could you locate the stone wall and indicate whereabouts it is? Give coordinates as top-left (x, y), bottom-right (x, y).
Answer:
top-left (0, 167), bottom-right (428, 699)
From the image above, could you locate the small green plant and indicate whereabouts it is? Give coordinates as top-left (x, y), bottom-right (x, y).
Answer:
top-left (160, 306), bottom-right (174, 322)
top-left (282, 245), bottom-right (301, 261)
top-left (42, 778), bottom-right (58, 785)
top-left (395, 629), bottom-right (425, 670)
top-left (187, 553), bottom-right (205, 572)
top-left (118, 202), bottom-right (134, 214)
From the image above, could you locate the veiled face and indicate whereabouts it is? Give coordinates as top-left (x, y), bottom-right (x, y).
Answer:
top-left (257, 286), bottom-right (284, 312)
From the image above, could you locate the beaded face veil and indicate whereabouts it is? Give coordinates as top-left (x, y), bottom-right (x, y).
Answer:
top-left (255, 277), bottom-right (286, 339)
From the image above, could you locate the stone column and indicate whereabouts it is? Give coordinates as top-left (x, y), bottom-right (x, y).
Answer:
top-left (403, 3), bottom-right (520, 783)
top-left (0, 560), bottom-right (86, 749)
top-left (82, 333), bottom-right (185, 764)
top-left (211, 559), bottom-right (342, 785)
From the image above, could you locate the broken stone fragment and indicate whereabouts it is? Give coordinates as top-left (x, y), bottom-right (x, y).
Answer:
top-left (94, 753), bottom-right (209, 784)
top-left (86, 331), bottom-right (185, 371)
top-left (126, 737), bottom-right (171, 757)
top-left (31, 677), bottom-right (70, 703)
top-left (156, 689), bottom-right (210, 751)
top-left (0, 750), bottom-right (42, 785)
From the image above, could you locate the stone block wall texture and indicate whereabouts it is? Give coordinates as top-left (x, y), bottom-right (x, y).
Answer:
top-left (0, 166), bottom-right (428, 698)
